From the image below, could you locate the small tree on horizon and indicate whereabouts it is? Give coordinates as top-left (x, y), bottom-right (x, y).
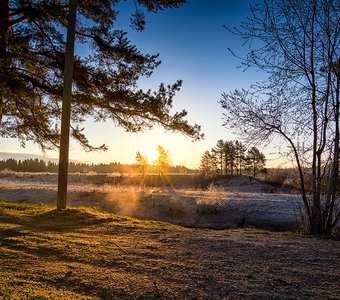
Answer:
top-left (154, 145), bottom-right (171, 176)
top-left (135, 151), bottom-right (149, 177)
top-left (245, 147), bottom-right (266, 178)
top-left (212, 140), bottom-right (225, 175)
top-left (200, 150), bottom-right (214, 177)
top-left (235, 140), bottom-right (246, 176)
top-left (224, 141), bottom-right (236, 175)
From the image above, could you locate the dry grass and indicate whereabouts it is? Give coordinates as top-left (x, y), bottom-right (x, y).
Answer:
top-left (1, 201), bottom-right (339, 299)
top-left (0, 174), bottom-right (305, 230)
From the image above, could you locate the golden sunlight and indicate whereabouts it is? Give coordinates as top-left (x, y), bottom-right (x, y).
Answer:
top-left (146, 148), bottom-right (159, 162)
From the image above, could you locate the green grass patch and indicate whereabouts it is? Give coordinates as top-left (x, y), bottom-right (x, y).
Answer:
top-left (0, 201), bottom-right (51, 217)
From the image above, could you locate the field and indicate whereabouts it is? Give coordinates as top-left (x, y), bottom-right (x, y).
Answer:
top-left (0, 173), bottom-right (339, 299)
top-left (0, 172), bottom-right (302, 231)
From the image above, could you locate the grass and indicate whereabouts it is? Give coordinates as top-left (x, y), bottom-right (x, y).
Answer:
top-left (1, 201), bottom-right (340, 299)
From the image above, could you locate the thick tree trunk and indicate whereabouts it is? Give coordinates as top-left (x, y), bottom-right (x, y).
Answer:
top-left (57, 0), bottom-right (78, 210)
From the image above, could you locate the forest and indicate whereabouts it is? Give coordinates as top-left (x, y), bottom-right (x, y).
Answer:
top-left (0, 158), bottom-right (195, 174)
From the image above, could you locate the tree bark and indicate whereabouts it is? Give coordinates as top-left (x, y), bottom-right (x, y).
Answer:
top-left (310, 2), bottom-right (322, 234)
top-left (325, 66), bottom-right (340, 232)
top-left (57, 0), bottom-right (77, 210)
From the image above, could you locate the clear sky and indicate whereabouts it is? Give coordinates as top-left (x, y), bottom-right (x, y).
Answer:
top-left (0, 0), bottom-right (286, 169)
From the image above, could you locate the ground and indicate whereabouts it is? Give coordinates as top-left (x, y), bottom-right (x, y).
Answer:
top-left (0, 173), bottom-right (302, 231)
top-left (0, 173), bottom-right (339, 299)
top-left (0, 202), bottom-right (339, 299)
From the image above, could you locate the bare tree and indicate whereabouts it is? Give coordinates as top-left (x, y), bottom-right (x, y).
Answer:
top-left (220, 0), bottom-right (339, 234)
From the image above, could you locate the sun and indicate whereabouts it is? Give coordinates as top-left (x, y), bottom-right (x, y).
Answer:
top-left (146, 148), bottom-right (159, 162)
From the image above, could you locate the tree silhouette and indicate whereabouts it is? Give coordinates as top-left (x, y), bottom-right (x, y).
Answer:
top-left (245, 147), bottom-right (266, 178)
top-left (0, 0), bottom-right (203, 209)
top-left (221, 0), bottom-right (339, 234)
top-left (135, 151), bottom-right (149, 177)
top-left (0, 0), bottom-right (202, 149)
top-left (200, 140), bottom-right (263, 177)
top-left (154, 145), bottom-right (170, 176)
top-left (224, 140), bottom-right (236, 175)
top-left (212, 140), bottom-right (225, 175)
top-left (200, 150), bottom-right (214, 178)
top-left (234, 140), bottom-right (246, 175)
top-left (58, 0), bottom-right (77, 210)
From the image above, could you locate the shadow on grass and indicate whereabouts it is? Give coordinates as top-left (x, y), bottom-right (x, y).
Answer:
top-left (0, 202), bottom-right (135, 272)
top-left (0, 202), bottom-right (122, 258)
top-left (0, 201), bottom-right (162, 298)
top-left (30, 209), bottom-right (115, 232)
top-left (0, 201), bottom-right (116, 231)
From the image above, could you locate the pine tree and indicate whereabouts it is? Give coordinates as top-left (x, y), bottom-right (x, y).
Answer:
top-left (154, 145), bottom-right (170, 176)
top-left (234, 140), bottom-right (246, 175)
top-left (0, 0), bottom-right (202, 150)
top-left (224, 141), bottom-right (236, 175)
top-left (246, 147), bottom-right (265, 178)
top-left (135, 151), bottom-right (149, 177)
top-left (212, 140), bottom-right (225, 175)
top-left (200, 150), bottom-right (213, 178)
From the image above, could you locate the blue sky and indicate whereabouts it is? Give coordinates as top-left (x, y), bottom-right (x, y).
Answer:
top-left (1, 0), bottom-right (285, 168)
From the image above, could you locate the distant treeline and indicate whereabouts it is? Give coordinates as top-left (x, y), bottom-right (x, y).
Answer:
top-left (0, 158), bottom-right (196, 174)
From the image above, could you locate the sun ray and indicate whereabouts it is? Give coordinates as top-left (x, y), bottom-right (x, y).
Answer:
top-left (146, 148), bottom-right (158, 162)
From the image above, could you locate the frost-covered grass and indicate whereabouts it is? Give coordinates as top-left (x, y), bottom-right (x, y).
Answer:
top-left (0, 173), bottom-right (302, 230)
